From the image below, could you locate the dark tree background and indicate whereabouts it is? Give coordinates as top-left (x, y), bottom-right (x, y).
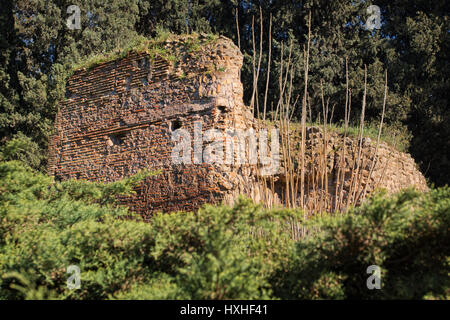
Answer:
top-left (0, 0), bottom-right (448, 186)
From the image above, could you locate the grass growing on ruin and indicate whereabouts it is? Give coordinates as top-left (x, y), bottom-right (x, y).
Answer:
top-left (71, 34), bottom-right (174, 73)
top-left (307, 121), bottom-right (410, 152)
top-left (262, 119), bottom-right (410, 152)
top-left (71, 32), bottom-right (220, 74)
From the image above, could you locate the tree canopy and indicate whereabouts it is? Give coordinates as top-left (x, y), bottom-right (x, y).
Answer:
top-left (0, 0), bottom-right (448, 185)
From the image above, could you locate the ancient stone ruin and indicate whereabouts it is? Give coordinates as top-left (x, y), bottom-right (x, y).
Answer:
top-left (285, 126), bottom-right (428, 212)
top-left (48, 34), bottom-right (428, 218)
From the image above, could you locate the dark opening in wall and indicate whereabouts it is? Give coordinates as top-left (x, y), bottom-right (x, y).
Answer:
top-left (171, 119), bottom-right (182, 131)
top-left (108, 132), bottom-right (126, 146)
top-left (218, 106), bottom-right (227, 113)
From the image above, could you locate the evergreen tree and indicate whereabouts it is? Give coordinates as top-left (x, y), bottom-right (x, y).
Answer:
top-left (0, 0), bottom-right (141, 170)
top-left (0, 0), bottom-right (448, 185)
top-left (378, 0), bottom-right (450, 186)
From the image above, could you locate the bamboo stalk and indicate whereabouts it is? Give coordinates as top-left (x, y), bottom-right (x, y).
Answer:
top-left (251, 16), bottom-right (257, 113)
top-left (348, 65), bottom-right (367, 207)
top-left (336, 57), bottom-right (350, 212)
top-left (263, 13), bottom-right (272, 121)
top-left (235, 7), bottom-right (240, 50)
top-left (358, 70), bottom-right (388, 202)
top-left (300, 11), bottom-right (312, 213)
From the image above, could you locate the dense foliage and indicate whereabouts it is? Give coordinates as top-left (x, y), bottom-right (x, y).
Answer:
top-left (0, 161), bottom-right (448, 300)
top-left (0, 1), bottom-right (448, 300)
top-left (0, 0), bottom-right (448, 185)
top-left (272, 188), bottom-right (450, 299)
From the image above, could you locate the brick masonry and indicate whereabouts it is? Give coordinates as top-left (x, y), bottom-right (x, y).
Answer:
top-left (48, 35), bottom-right (259, 219)
top-left (48, 34), bottom-right (428, 217)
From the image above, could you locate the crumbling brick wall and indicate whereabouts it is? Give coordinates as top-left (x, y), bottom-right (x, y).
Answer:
top-left (48, 34), bottom-right (428, 217)
top-left (48, 35), bottom-right (258, 219)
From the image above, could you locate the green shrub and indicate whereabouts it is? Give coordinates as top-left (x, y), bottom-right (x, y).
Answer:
top-left (148, 200), bottom-right (298, 299)
top-left (112, 274), bottom-right (180, 300)
top-left (1, 161), bottom-right (448, 300)
top-left (0, 133), bottom-right (45, 172)
top-left (0, 161), bottom-right (155, 299)
top-left (272, 188), bottom-right (450, 299)
top-left (0, 161), bottom-right (298, 299)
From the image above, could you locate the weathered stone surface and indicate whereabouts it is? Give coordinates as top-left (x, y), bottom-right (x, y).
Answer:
top-left (48, 34), bottom-right (428, 217)
top-left (48, 35), bottom-right (258, 219)
top-left (281, 126), bottom-right (429, 211)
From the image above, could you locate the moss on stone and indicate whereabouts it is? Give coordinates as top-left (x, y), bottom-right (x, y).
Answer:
top-left (71, 33), bottom-right (220, 75)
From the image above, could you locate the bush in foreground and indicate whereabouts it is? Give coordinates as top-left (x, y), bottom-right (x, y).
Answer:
top-left (272, 189), bottom-right (450, 299)
top-left (0, 161), bottom-right (448, 299)
top-left (0, 161), bottom-right (296, 299)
